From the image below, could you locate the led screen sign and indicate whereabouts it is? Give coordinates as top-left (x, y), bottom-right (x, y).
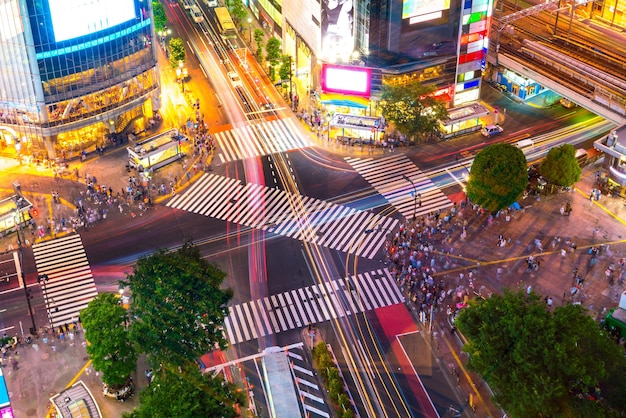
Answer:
top-left (321, 64), bottom-right (372, 97)
top-left (48, 0), bottom-right (137, 42)
top-left (402, 0), bottom-right (451, 20)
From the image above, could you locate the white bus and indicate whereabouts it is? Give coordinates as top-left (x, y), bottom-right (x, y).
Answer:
top-left (190, 5), bottom-right (204, 23)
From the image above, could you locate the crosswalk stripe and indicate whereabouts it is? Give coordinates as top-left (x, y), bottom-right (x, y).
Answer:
top-left (284, 292), bottom-right (302, 328)
top-left (299, 288), bottom-right (319, 323)
top-left (32, 234), bottom-right (98, 328)
top-left (362, 272), bottom-right (383, 308)
top-left (167, 173), bottom-right (397, 259)
top-left (215, 117), bottom-right (313, 162)
top-left (345, 154), bottom-right (453, 219)
top-left (223, 269), bottom-right (405, 345)
top-left (228, 306), bottom-right (243, 344)
top-left (223, 316), bottom-right (235, 343)
top-left (290, 290), bottom-right (309, 326)
top-left (263, 297), bottom-right (280, 333)
top-left (241, 302), bottom-right (257, 340)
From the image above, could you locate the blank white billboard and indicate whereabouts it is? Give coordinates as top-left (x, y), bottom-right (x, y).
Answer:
top-left (49, 0), bottom-right (136, 42)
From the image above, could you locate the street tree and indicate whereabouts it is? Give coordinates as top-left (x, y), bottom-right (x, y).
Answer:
top-left (279, 55), bottom-right (292, 83)
top-left (168, 38), bottom-right (186, 69)
top-left (122, 243), bottom-right (233, 367)
top-left (466, 143), bottom-right (528, 212)
top-left (122, 364), bottom-right (246, 418)
top-left (456, 290), bottom-right (626, 417)
top-left (152, 1), bottom-right (167, 33)
top-left (538, 143), bottom-right (582, 187)
top-left (226, 0), bottom-right (247, 24)
top-left (378, 80), bottom-right (448, 142)
top-left (265, 37), bottom-right (282, 81)
top-left (81, 293), bottom-right (137, 389)
top-left (254, 29), bottom-right (265, 60)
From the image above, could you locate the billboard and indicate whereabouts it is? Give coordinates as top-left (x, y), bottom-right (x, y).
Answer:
top-left (48, 0), bottom-right (137, 42)
top-left (321, 64), bottom-right (372, 97)
top-left (402, 0), bottom-right (451, 22)
top-left (321, 0), bottom-right (355, 60)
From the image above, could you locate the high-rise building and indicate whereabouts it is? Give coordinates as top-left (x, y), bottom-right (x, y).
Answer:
top-left (257, 0), bottom-right (491, 108)
top-left (0, 0), bottom-right (160, 161)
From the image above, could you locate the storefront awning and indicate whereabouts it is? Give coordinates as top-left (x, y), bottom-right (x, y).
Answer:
top-left (319, 93), bottom-right (369, 109)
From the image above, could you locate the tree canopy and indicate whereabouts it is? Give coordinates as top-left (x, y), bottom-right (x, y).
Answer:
top-left (266, 37), bottom-right (282, 65)
top-left (538, 144), bottom-right (582, 187)
top-left (456, 290), bottom-right (626, 417)
top-left (226, 0), bottom-right (247, 23)
top-left (123, 365), bottom-right (245, 418)
top-left (152, 1), bottom-right (167, 33)
top-left (122, 243), bottom-right (232, 367)
top-left (466, 143), bottom-right (528, 212)
top-left (279, 55), bottom-right (292, 82)
top-left (168, 38), bottom-right (186, 69)
top-left (379, 80), bottom-right (448, 141)
top-left (81, 293), bottom-right (137, 388)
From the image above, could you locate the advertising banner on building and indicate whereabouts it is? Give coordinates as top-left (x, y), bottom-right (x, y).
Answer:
top-left (321, 0), bottom-right (354, 60)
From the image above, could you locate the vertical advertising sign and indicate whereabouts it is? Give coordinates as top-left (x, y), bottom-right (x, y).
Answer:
top-left (321, 0), bottom-right (355, 60)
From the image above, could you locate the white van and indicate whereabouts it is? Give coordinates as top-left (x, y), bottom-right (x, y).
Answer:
top-left (204, 0), bottom-right (219, 6)
top-left (190, 5), bottom-right (204, 23)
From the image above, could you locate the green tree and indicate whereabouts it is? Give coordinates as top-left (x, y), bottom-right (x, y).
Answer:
top-left (456, 290), bottom-right (626, 417)
top-left (466, 143), bottom-right (528, 212)
top-left (253, 28), bottom-right (265, 60)
top-left (81, 293), bottom-right (137, 389)
top-left (122, 365), bottom-right (245, 418)
top-left (152, 1), bottom-right (167, 33)
top-left (379, 80), bottom-right (448, 142)
top-left (539, 143), bottom-right (582, 187)
top-left (168, 38), bottom-right (186, 69)
top-left (226, 0), bottom-right (247, 24)
top-left (278, 55), bottom-right (292, 83)
top-left (122, 243), bottom-right (232, 367)
top-left (265, 36), bottom-right (282, 81)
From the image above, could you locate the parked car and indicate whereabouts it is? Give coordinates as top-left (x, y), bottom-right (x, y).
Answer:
top-left (481, 124), bottom-right (503, 138)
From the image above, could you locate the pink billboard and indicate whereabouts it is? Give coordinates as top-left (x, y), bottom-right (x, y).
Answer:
top-left (321, 64), bottom-right (372, 97)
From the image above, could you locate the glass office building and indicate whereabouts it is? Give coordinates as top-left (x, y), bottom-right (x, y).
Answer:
top-left (0, 0), bottom-right (160, 161)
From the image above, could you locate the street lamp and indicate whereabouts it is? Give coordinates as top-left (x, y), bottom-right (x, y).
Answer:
top-left (12, 205), bottom-right (37, 337)
top-left (402, 175), bottom-right (421, 221)
top-left (247, 17), bottom-right (252, 44)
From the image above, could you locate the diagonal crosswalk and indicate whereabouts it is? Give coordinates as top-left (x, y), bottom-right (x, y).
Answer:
top-left (345, 154), bottom-right (453, 219)
top-left (32, 234), bottom-right (98, 328)
top-left (167, 173), bottom-right (397, 259)
top-left (223, 268), bottom-right (404, 345)
top-left (215, 117), bottom-right (313, 163)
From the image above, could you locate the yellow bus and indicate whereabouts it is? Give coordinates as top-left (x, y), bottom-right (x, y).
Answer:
top-left (214, 7), bottom-right (237, 38)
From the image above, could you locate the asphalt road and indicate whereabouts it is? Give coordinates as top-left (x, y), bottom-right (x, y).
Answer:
top-left (0, 4), bottom-right (617, 417)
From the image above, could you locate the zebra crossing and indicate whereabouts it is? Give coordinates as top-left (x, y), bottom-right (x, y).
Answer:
top-left (288, 347), bottom-right (331, 418)
top-left (345, 154), bottom-right (453, 219)
top-left (215, 117), bottom-right (313, 163)
top-left (223, 269), bottom-right (404, 345)
top-left (167, 173), bottom-right (398, 259)
top-left (32, 234), bottom-right (98, 328)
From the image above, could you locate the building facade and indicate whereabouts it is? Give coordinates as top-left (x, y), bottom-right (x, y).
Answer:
top-left (248, 0), bottom-right (491, 114)
top-left (0, 0), bottom-right (160, 161)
